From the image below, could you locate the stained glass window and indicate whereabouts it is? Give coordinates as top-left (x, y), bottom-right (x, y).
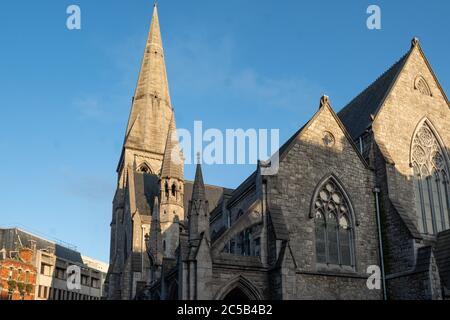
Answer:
top-left (412, 122), bottom-right (450, 234)
top-left (313, 179), bottom-right (354, 266)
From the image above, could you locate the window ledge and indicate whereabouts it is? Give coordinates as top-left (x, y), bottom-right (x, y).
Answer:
top-left (316, 263), bottom-right (356, 274)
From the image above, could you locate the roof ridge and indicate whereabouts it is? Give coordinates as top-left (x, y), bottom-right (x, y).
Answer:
top-left (337, 47), bottom-right (413, 139)
top-left (184, 180), bottom-right (234, 191)
top-left (339, 51), bottom-right (409, 118)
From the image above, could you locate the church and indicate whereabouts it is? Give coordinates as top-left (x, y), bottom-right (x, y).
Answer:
top-left (105, 5), bottom-right (450, 300)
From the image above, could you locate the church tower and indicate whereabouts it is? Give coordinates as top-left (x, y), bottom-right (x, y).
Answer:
top-left (118, 3), bottom-right (173, 181)
top-left (106, 4), bottom-right (184, 300)
top-left (159, 116), bottom-right (184, 258)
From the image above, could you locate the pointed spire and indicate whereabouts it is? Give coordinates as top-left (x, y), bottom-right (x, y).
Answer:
top-left (123, 4), bottom-right (173, 154)
top-left (188, 153), bottom-right (209, 242)
top-left (136, 4), bottom-right (170, 104)
top-left (160, 116), bottom-right (184, 179)
top-left (192, 153), bottom-right (206, 201)
top-left (147, 4), bottom-right (164, 57)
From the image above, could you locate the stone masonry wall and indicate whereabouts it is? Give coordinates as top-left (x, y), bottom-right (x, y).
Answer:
top-left (266, 105), bottom-right (381, 299)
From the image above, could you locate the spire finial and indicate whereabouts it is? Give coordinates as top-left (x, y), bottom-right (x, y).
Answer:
top-left (196, 152), bottom-right (201, 165)
top-left (411, 37), bottom-right (420, 48)
top-left (319, 95), bottom-right (330, 109)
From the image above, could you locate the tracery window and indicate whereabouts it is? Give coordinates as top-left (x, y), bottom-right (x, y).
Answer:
top-left (137, 163), bottom-right (151, 174)
top-left (414, 76), bottom-right (432, 97)
top-left (412, 122), bottom-right (450, 234)
top-left (313, 178), bottom-right (354, 266)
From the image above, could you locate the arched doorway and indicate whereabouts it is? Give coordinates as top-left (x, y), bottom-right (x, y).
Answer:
top-left (223, 287), bottom-right (251, 301)
top-left (215, 276), bottom-right (263, 300)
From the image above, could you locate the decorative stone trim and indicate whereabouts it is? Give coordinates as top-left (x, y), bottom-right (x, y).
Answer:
top-left (414, 76), bottom-right (432, 97)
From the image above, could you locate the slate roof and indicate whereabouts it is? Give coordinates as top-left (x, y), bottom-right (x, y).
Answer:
top-left (268, 205), bottom-right (289, 241)
top-left (390, 199), bottom-right (422, 240)
top-left (183, 181), bottom-right (231, 213)
top-left (134, 172), bottom-right (160, 216)
top-left (161, 117), bottom-right (184, 180)
top-left (338, 52), bottom-right (410, 139)
top-left (436, 230), bottom-right (450, 289)
top-left (0, 228), bottom-right (83, 264)
top-left (414, 246), bottom-right (432, 273)
top-left (226, 171), bottom-right (257, 208)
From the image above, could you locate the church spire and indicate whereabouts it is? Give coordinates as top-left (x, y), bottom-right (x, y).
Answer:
top-left (134, 4), bottom-right (170, 105)
top-left (122, 4), bottom-right (173, 155)
top-left (191, 154), bottom-right (206, 201)
top-left (188, 155), bottom-right (209, 241)
top-left (160, 116), bottom-right (184, 180)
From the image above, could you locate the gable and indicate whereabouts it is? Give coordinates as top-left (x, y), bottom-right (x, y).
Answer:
top-left (338, 53), bottom-right (408, 140)
top-left (372, 43), bottom-right (450, 177)
top-left (338, 39), bottom-right (449, 143)
top-left (280, 100), bottom-right (369, 171)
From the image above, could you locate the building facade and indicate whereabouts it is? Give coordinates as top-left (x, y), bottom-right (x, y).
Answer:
top-left (106, 6), bottom-right (450, 300)
top-left (0, 247), bottom-right (37, 300)
top-left (0, 228), bottom-right (108, 300)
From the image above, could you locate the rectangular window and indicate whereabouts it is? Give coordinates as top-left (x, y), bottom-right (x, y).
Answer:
top-left (40, 263), bottom-right (52, 276)
top-left (91, 278), bottom-right (100, 289)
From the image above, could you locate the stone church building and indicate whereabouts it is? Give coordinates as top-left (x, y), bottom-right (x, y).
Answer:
top-left (105, 6), bottom-right (450, 300)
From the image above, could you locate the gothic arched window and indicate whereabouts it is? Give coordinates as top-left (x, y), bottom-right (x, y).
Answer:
top-left (164, 182), bottom-right (170, 199)
top-left (171, 183), bottom-right (176, 197)
top-left (137, 163), bottom-right (151, 174)
top-left (313, 178), bottom-right (354, 267)
top-left (411, 121), bottom-right (450, 234)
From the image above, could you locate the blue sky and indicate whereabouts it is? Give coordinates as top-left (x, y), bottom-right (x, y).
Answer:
top-left (0, 0), bottom-right (449, 262)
